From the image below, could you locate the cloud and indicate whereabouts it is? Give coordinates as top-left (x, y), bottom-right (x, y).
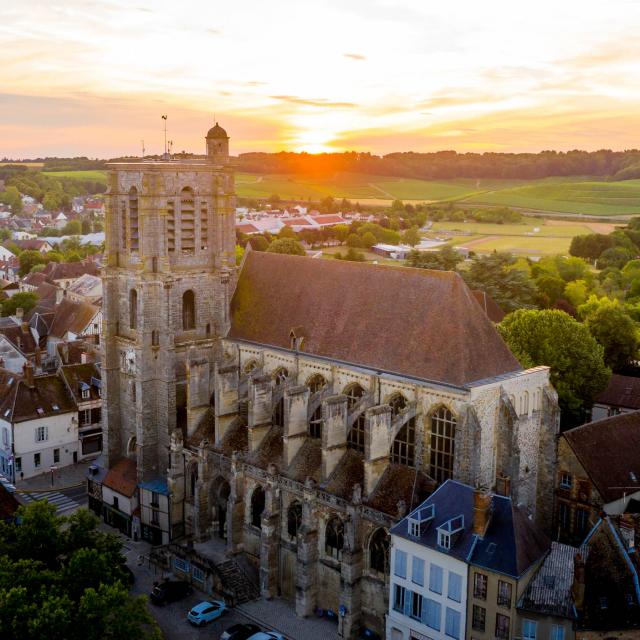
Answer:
top-left (343, 53), bottom-right (366, 60)
top-left (270, 95), bottom-right (357, 108)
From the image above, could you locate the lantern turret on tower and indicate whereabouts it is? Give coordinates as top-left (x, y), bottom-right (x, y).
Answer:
top-left (206, 122), bottom-right (229, 162)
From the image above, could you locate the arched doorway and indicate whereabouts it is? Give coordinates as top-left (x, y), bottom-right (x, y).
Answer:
top-left (211, 476), bottom-right (230, 539)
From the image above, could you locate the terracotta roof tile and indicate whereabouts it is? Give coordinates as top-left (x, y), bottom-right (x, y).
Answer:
top-left (286, 438), bottom-right (322, 483)
top-left (49, 298), bottom-right (99, 339)
top-left (186, 408), bottom-right (216, 448)
top-left (229, 252), bottom-right (521, 386)
top-left (594, 374), bottom-right (640, 410)
top-left (103, 457), bottom-right (138, 497)
top-left (564, 411), bottom-right (640, 503)
top-left (323, 449), bottom-right (364, 500)
top-left (366, 464), bottom-right (435, 515)
top-left (42, 259), bottom-right (99, 281)
top-left (246, 425), bottom-right (283, 470)
top-left (213, 419), bottom-right (248, 456)
top-left (472, 289), bottom-right (505, 323)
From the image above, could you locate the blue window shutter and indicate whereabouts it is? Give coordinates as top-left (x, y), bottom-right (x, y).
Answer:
top-left (403, 589), bottom-right (412, 616)
top-left (445, 608), bottom-right (460, 639)
top-left (430, 564), bottom-right (443, 594)
top-left (395, 550), bottom-right (407, 578)
top-left (412, 557), bottom-right (425, 586)
top-left (448, 572), bottom-right (462, 602)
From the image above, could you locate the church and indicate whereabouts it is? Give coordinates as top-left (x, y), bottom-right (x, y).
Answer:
top-left (95, 123), bottom-right (559, 638)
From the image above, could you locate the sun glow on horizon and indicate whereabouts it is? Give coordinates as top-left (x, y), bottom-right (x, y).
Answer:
top-left (1, 0), bottom-right (640, 157)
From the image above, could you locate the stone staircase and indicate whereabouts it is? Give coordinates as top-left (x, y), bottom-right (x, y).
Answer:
top-left (215, 558), bottom-right (260, 604)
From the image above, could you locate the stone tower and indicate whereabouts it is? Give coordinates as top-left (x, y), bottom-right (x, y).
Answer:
top-left (102, 123), bottom-right (236, 487)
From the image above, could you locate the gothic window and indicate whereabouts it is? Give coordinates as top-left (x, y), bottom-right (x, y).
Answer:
top-left (129, 289), bottom-right (137, 330)
top-left (243, 360), bottom-right (258, 374)
top-left (307, 374), bottom-right (327, 394)
top-left (389, 393), bottom-right (407, 418)
top-left (369, 528), bottom-right (390, 575)
top-left (287, 500), bottom-right (303, 540)
top-left (391, 420), bottom-right (416, 467)
top-left (250, 485), bottom-right (265, 528)
top-left (128, 187), bottom-right (139, 251)
top-left (309, 405), bottom-right (323, 439)
top-left (180, 187), bottom-right (195, 253)
top-left (167, 200), bottom-right (175, 252)
top-left (429, 407), bottom-right (456, 484)
top-left (127, 436), bottom-right (136, 458)
top-left (273, 368), bottom-right (289, 384)
top-left (182, 290), bottom-right (196, 330)
top-left (345, 383), bottom-right (366, 453)
top-left (325, 516), bottom-right (344, 561)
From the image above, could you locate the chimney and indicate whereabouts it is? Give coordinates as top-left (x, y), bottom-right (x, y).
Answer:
top-left (496, 474), bottom-right (511, 497)
top-left (473, 488), bottom-right (493, 537)
top-left (23, 361), bottom-right (35, 389)
top-left (80, 351), bottom-right (88, 364)
top-left (21, 321), bottom-right (29, 335)
top-left (34, 348), bottom-right (41, 368)
top-left (55, 287), bottom-right (65, 305)
top-left (15, 307), bottom-right (23, 321)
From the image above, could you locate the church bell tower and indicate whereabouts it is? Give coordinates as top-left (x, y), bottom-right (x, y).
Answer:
top-left (102, 123), bottom-right (236, 501)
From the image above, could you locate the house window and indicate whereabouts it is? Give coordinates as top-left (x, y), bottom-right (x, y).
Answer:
top-left (495, 613), bottom-right (510, 640)
top-left (173, 557), bottom-right (189, 573)
top-left (445, 608), bottom-right (461, 640)
top-left (473, 572), bottom-right (488, 600)
top-left (151, 491), bottom-right (160, 507)
top-left (551, 625), bottom-right (565, 640)
top-left (448, 572), bottom-right (462, 602)
top-left (472, 605), bottom-right (486, 632)
top-left (325, 516), bottom-right (344, 561)
top-left (575, 508), bottom-right (590, 537)
top-left (15, 457), bottom-right (21, 472)
top-left (523, 619), bottom-right (537, 640)
top-left (394, 549), bottom-right (407, 578)
top-left (410, 592), bottom-right (423, 621)
top-left (35, 426), bottom-right (48, 442)
top-left (113, 496), bottom-right (119, 510)
top-left (560, 472), bottom-right (572, 489)
top-left (182, 290), bottom-right (196, 330)
top-left (437, 530), bottom-right (451, 550)
top-left (1, 428), bottom-right (7, 446)
top-left (497, 580), bottom-right (512, 608)
top-left (53, 448), bottom-right (60, 464)
top-left (192, 565), bottom-right (205, 583)
top-left (34, 453), bottom-right (41, 468)
top-left (393, 584), bottom-right (406, 612)
top-left (412, 556), bottom-right (425, 586)
top-left (429, 563), bottom-right (443, 594)
top-left (423, 598), bottom-right (441, 631)
top-left (81, 409), bottom-right (91, 425)
top-left (81, 387), bottom-right (90, 400)
top-left (151, 508), bottom-right (159, 525)
top-left (558, 502), bottom-right (570, 533)
top-left (429, 406), bottom-right (456, 483)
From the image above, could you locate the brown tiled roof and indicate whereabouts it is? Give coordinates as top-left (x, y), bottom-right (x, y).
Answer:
top-left (246, 425), bottom-right (283, 470)
top-left (59, 362), bottom-right (100, 403)
top-left (471, 289), bottom-right (505, 323)
top-left (13, 239), bottom-right (52, 251)
top-left (42, 259), bottom-right (99, 281)
top-left (0, 372), bottom-right (76, 423)
top-left (594, 374), bottom-right (640, 410)
top-left (564, 411), bottom-right (640, 503)
top-left (324, 449), bottom-right (364, 500)
top-left (212, 418), bottom-right (248, 456)
top-left (286, 438), bottom-right (322, 483)
top-left (49, 298), bottom-right (99, 339)
top-left (34, 282), bottom-right (59, 308)
top-left (366, 464), bottom-right (436, 515)
top-left (229, 252), bottom-right (522, 386)
top-left (103, 457), bottom-right (138, 497)
top-left (512, 503), bottom-right (552, 575)
top-left (0, 483), bottom-right (19, 521)
top-left (0, 323), bottom-right (38, 355)
top-left (56, 339), bottom-right (97, 365)
top-left (187, 408), bottom-right (216, 448)
top-left (22, 272), bottom-right (51, 287)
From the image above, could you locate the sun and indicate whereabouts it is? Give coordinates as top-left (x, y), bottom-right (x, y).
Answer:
top-left (293, 142), bottom-right (336, 154)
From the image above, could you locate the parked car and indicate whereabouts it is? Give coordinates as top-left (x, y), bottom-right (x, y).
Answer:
top-left (247, 632), bottom-right (286, 640)
top-left (150, 580), bottom-right (193, 605)
top-left (187, 600), bottom-right (228, 626)
top-left (220, 623), bottom-right (261, 640)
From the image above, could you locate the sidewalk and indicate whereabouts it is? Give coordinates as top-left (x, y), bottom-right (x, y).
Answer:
top-left (15, 458), bottom-right (95, 491)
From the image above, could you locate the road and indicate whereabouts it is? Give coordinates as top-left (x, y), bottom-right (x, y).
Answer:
top-left (18, 482), bottom-right (88, 515)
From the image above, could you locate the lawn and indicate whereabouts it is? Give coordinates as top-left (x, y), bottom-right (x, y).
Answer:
top-left (0, 161), bottom-right (44, 167)
top-left (43, 170), bottom-right (108, 183)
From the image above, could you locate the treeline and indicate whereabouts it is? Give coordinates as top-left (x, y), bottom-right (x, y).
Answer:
top-left (237, 149), bottom-right (640, 180)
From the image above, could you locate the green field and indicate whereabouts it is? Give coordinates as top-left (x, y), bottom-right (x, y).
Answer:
top-left (43, 170), bottom-right (108, 182)
top-left (37, 169), bottom-right (640, 217)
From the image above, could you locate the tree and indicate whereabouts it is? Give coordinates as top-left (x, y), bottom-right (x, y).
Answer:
top-left (462, 252), bottom-right (537, 312)
top-left (81, 219), bottom-right (92, 234)
top-left (578, 296), bottom-right (640, 371)
top-left (402, 226), bottom-right (421, 247)
top-left (1, 291), bottom-right (38, 317)
top-left (597, 246), bottom-right (634, 270)
top-left (18, 250), bottom-right (45, 277)
top-left (361, 231), bottom-right (377, 249)
top-left (334, 247), bottom-right (366, 262)
top-left (62, 220), bottom-right (82, 236)
top-left (346, 233), bottom-right (364, 248)
top-left (563, 279), bottom-right (589, 308)
top-left (0, 502), bottom-right (160, 640)
top-left (534, 274), bottom-right (565, 306)
top-left (247, 235), bottom-right (269, 251)
top-left (569, 233), bottom-right (615, 261)
top-left (406, 246), bottom-right (462, 271)
top-left (498, 309), bottom-right (610, 425)
top-left (0, 186), bottom-right (23, 214)
top-left (277, 226), bottom-right (298, 240)
top-left (266, 238), bottom-right (306, 256)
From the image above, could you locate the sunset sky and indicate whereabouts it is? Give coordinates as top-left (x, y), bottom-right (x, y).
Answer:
top-left (1, 0), bottom-right (640, 158)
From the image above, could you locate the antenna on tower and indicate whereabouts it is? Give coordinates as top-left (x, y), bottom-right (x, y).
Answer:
top-left (141, 139), bottom-right (145, 158)
top-left (161, 115), bottom-right (168, 156)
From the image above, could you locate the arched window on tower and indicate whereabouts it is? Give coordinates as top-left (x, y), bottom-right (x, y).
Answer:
top-left (345, 383), bottom-right (366, 453)
top-left (429, 407), bottom-right (457, 484)
top-left (128, 187), bottom-right (139, 251)
top-left (325, 516), bottom-right (344, 561)
top-left (369, 528), bottom-right (390, 575)
top-left (180, 187), bottom-right (195, 254)
top-left (182, 290), bottom-right (196, 331)
top-left (287, 500), bottom-right (303, 540)
top-left (129, 289), bottom-right (138, 330)
top-left (250, 485), bottom-right (265, 528)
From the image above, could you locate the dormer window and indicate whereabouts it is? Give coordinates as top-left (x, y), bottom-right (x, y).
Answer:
top-left (82, 388), bottom-right (90, 399)
top-left (80, 382), bottom-right (90, 399)
top-left (437, 515), bottom-right (464, 551)
top-left (52, 404), bottom-right (59, 411)
top-left (408, 503), bottom-right (435, 538)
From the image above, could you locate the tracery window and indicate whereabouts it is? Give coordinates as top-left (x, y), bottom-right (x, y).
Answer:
top-left (429, 407), bottom-right (456, 483)
top-left (391, 420), bottom-right (416, 467)
top-left (307, 375), bottom-right (327, 438)
top-left (369, 528), bottom-right (390, 574)
top-left (325, 516), bottom-right (344, 561)
top-left (345, 383), bottom-right (366, 453)
top-left (389, 393), bottom-right (407, 417)
top-left (287, 500), bottom-right (303, 540)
